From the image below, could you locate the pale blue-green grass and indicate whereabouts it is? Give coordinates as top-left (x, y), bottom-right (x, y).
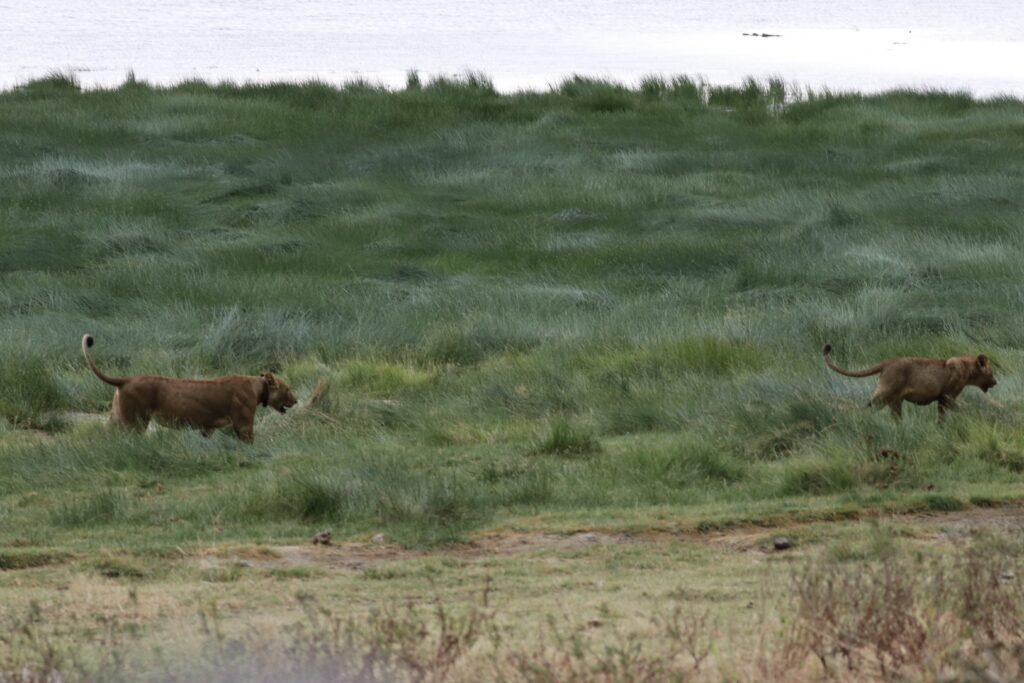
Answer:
top-left (2, 75), bottom-right (1024, 549)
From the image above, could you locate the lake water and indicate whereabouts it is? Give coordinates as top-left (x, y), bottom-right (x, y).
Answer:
top-left (2, 1), bottom-right (1022, 96)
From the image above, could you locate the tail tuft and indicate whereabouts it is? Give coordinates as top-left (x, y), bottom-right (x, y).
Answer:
top-left (82, 333), bottom-right (125, 386)
top-left (822, 343), bottom-right (833, 356)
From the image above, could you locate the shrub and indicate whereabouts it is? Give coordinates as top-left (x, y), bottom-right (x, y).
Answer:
top-left (782, 542), bottom-right (1024, 679)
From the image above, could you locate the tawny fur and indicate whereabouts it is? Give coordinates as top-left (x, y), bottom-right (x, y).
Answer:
top-left (822, 344), bottom-right (997, 419)
top-left (82, 334), bottom-right (297, 443)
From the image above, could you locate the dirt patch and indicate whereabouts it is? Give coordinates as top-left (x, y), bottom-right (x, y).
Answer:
top-left (911, 504), bottom-right (1024, 532)
top-left (0, 550), bottom-right (72, 571)
top-left (201, 532), bottom-right (620, 571)
top-left (62, 411), bottom-right (107, 425)
top-left (196, 505), bottom-right (1024, 572)
top-left (274, 542), bottom-right (422, 570)
top-left (907, 504), bottom-right (1024, 546)
top-left (696, 504), bottom-right (1024, 552)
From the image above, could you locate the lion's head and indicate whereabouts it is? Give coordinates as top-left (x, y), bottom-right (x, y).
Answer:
top-left (972, 354), bottom-right (998, 393)
top-left (261, 372), bottom-right (299, 414)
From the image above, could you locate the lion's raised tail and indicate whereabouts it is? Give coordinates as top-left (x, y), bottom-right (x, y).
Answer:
top-left (82, 334), bottom-right (127, 387)
top-left (822, 344), bottom-right (888, 378)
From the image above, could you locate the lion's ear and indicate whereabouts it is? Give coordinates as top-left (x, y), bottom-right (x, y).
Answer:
top-left (977, 354), bottom-right (989, 368)
top-left (260, 372), bottom-right (278, 385)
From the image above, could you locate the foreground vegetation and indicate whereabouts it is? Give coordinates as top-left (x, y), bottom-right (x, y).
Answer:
top-left (4, 519), bottom-right (1024, 681)
top-left (3, 72), bottom-right (1024, 678)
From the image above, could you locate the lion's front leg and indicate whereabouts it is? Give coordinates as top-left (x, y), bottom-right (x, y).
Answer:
top-left (232, 422), bottom-right (255, 443)
top-left (230, 402), bottom-right (256, 443)
top-left (938, 395), bottom-right (958, 420)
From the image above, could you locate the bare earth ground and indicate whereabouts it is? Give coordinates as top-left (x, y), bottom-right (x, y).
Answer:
top-left (195, 504), bottom-right (1024, 570)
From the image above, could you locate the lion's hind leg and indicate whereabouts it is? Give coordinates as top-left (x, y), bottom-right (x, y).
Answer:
top-left (869, 385), bottom-right (903, 420)
top-left (107, 390), bottom-right (150, 432)
top-left (886, 400), bottom-right (904, 420)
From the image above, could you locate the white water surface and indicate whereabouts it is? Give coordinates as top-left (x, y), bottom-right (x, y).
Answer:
top-left (1, 1), bottom-right (1022, 95)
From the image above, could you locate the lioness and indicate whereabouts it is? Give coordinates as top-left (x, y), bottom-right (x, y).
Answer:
top-left (82, 334), bottom-right (297, 442)
top-left (822, 344), bottom-right (996, 419)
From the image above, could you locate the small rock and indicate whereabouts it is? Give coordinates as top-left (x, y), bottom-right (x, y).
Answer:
top-left (235, 560), bottom-right (253, 569)
top-left (773, 536), bottom-right (793, 551)
top-left (312, 530), bottom-right (332, 546)
top-left (746, 601), bottom-right (755, 609)
top-left (1001, 570), bottom-right (1016, 581)
top-left (371, 533), bottom-right (386, 544)
top-left (575, 532), bottom-right (599, 544)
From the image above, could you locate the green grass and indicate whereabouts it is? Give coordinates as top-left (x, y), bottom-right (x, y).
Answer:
top-left (3, 74), bottom-right (1024, 557)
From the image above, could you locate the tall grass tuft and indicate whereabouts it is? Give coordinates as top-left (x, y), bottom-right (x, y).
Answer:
top-left (52, 489), bottom-right (129, 527)
top-left (16, 70), bottom-right (80, 95)
top-left (0, 352), bottom-right (67, 428)
top-left (779, 457), bottom-right (858, 496)
top-left (236, 458), bottom-right (490, 544)
top-left (558, 76), bottom-right (635, 112)
top-left (535, 419), bottom-right (603, 458)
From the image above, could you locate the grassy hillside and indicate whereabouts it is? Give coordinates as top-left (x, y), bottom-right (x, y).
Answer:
top-left (3, 73), bottom-right (1024, 556)
top-left (5, 72), bottom-right (1024, 681)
